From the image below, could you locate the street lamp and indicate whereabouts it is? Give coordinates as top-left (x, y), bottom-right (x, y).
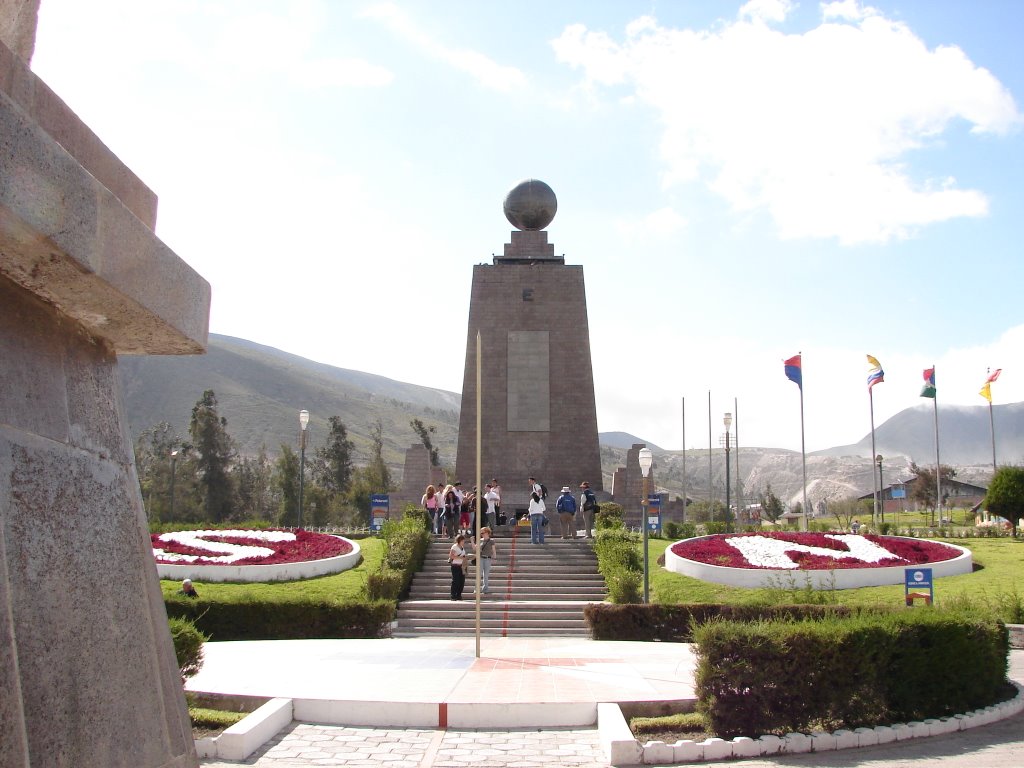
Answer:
top-left (876, 455), bottom-right (884, 525)
top-left (169, 449), bottom-right (179, 521)
top-left (638, 447), bottom-right (653, 604)
top-left (723, 413), bottom-right (733, 532)
top-left (298, 409), bottom-right (310, 529)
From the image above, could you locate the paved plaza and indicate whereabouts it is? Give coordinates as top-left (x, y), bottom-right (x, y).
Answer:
top-left (193, 640), bottom-right (1023, 767)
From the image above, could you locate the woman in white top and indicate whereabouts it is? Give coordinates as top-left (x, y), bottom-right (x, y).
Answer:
top-left (528, 477), bottom-right (546, 545)
top-left (448, 534), bottom-right (467, 600)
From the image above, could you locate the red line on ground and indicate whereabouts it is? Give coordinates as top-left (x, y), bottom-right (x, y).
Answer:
top-left (502, 526), bottom-right (519, 637)
top-left (438, 702), bottom-right (447, 729)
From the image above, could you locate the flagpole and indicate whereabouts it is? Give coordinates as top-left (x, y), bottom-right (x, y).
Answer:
top-left (989, 400), bottom-right (996, 472)
top-left (932, 367), bottom-right (941, 526)
top-left (681, 397), bottom-right (687, 523)
top-left (869, 387), bottom-right (879, 528)
top-left (734, 396), bottom-right (740, 527)
top-left (987, 368), bottom-right (997, 472)
top-left (799, 370), bottom-right (808, 532)
top-left (707, 390), bottom-right (713, 514)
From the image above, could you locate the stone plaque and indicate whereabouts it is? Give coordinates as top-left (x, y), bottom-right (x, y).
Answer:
top-left (507, 330), bottom-right (550, 432)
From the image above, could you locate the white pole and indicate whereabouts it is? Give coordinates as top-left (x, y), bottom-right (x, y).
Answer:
top-left (475, 331), bottom-right (482, 657)
top-left (681, 397), bottom-right (687, 522)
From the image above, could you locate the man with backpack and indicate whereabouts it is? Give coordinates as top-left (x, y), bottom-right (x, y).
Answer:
top-left (579, 481), bottom-right (598, 539)
top-left (555, 486), bottom-right (577, 539)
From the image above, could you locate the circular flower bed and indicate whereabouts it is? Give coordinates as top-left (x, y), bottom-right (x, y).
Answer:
top-left (666, 532), bottom-right (972, 590)
top-left (153, 529), bottom-right (360, 583)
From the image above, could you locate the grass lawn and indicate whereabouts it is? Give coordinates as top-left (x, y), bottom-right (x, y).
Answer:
top-left (159, 536), bottom-right (385, 604)
top-left (648, 537), bottom-right (1024, 617)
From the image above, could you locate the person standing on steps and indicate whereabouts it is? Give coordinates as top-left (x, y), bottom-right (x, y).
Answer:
top-left (579, 482), bottom-right (597, 539)
top-left (474, 526), bottom-right (497, 594)
top-left (528, 476), bottom-right (546, 544)
top-left (556, 486), bottom-right (577, 538)
top-left (489, 479), bottom-right (501, 528)
top-left (484, 483), bottom-right (499, 529)
top-left (421, 484), bottom-right (440, 535)
top-left (448, 534), bottom-right (468, 600)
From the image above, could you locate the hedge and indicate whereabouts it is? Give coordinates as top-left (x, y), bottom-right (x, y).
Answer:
top-left (694, 611), bottom-right (1010, 738)
top-left (584, 603), bottom-right (862, 641)
top-left (165, 598), bottom-right (395, 641)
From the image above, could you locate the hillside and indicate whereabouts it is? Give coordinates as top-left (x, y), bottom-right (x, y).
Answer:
top-left (119, 335), bottom-right (1020, 502)
top-left (118, 335), bottom-right (461, 469)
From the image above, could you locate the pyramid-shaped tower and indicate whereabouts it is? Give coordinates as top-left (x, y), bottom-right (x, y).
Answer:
top-left (455, 180), bottom-right (602, 509)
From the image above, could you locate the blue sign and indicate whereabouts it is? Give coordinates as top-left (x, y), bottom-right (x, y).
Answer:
top-left (646, 495), bottom-right (661, 532)
top-left (905, 567), bottom-right (934, 606)
top-left (370, 494), bottom-right (389, 532)
top-left (891, 487), bottom-right (906, 499)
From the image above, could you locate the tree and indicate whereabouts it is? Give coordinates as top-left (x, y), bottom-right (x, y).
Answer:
top-left (272, 443), bottom-right (300, 525)
top-left (347, 420), bottom-right (394, 524)
top-left (189, 389), bottom-right (236, 522)
top-left (830, 497), bottom-right (869, 531)
top-left (984, 466), bottom-right (1024, 537)
top-left (410, 418), bottom-right (440, 466)
top-left (135, 422), bottom-right (195, 522)
top-left (311, 416), bottom-right (354, 496)
top-left (908, 462), bottom-right (957, 522)
top-left (232, 445), bottom-right (273, 520)
top-left (759, 484), bottom-right (784, 523)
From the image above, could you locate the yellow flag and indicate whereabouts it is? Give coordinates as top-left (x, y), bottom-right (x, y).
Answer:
top-left (980, 382), bottom-right (992, 403)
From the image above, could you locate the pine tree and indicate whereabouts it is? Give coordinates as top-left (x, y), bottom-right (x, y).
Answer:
top-left (312, 416), bottom-right (354, 496)
top-left (189, 389), bottom-right (236, 522)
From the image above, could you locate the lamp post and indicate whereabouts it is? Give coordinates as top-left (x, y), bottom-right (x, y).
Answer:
top-left (169, 449), bottom-right (178, 521)
top-left (876, 455), bottom-right (884, 525)
top-left (723, 413), bottom-right (732, 532)
top-left (638, 447), bottom-right (653, 604)
top-left (298, 409), bottom-right (309, 529)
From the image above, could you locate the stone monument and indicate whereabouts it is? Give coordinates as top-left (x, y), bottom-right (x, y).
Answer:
top-left (1, 10), bottom-right (209, 767)
top-left (454, 180), bottom-right (602, 509)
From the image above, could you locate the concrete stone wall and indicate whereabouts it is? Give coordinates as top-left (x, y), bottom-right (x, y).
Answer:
top-left (0, 279), bottom-right (197, 768)
top-left (0, 0), bottom-right (39, 63)
top-left (0, 21), bottom-right (208, 768)
top-left (455, 261), bottom-right (602, 509)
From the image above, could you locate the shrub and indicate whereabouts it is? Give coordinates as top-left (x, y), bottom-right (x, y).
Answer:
top-left (169, 616), bottom-right (207, 680)
top-left (166, 597), bottom-right (395, 640)
top-left (592, 529), bottom-right (642, 604)
top-left (663, 521), bottom-right (681, 540)
top-left (595, 502), bottom-right (625, 531)
top-left (693, 612), bottom-right (1009, 738)
top-left (584, 603), bottom-right (861, 642)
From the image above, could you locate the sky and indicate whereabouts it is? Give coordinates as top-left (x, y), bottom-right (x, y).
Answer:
top-left (30, 0), bottom-right (1024, 454)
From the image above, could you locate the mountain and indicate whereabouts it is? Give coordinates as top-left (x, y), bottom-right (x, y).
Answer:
top-left (816, 402), bottom-right (1024, 466)
top-left (118, 335), bottom-right (1020, 502)
top-left (598, 432), bottom-right (663, 451)
top-left (118, 334), bottom-right (460, 469)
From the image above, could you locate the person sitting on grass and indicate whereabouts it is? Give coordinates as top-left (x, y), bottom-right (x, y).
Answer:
top-left (178, 578), bottom-right (199, 598)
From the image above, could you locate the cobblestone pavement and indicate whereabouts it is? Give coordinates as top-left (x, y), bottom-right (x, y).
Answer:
top-left (200, 710), bottom-right (1024, 768)
top-left (200, 724), bottom-right (607, 767)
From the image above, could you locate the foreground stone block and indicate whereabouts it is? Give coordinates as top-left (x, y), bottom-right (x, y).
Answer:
top-left (0, 26), bottom-right (209, 768)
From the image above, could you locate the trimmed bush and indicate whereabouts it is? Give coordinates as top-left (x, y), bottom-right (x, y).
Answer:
top-left (593, 529), bottom-right (642, 603)
top-left (169, 616), bottom-right (207, 679)
top-left (693, 611), bottom-right (1009, 738)
top-left (166, 597), bottom-right (395, 641)
top-left (584, 602), bottom-right (860, 642)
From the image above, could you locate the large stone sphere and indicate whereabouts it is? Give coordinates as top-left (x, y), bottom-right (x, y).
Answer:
top-left (503, 179), bottom-right (557, 231)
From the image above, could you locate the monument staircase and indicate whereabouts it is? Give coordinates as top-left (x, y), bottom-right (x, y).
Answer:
top-left (392, 524), bottom-right (606, 637)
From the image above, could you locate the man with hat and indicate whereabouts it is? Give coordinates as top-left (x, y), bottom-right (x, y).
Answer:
top-left (579, 482), bottom-right (598, 539)
top-left (555, 486), bottom-right (577, 539)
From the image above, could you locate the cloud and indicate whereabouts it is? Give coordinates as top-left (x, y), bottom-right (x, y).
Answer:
top-left (362, 2), bottom-right (527, 92)
top-left (614, 206), bottom-right (687, 241)
top-left (552, 1), bottom-right (1021, 244)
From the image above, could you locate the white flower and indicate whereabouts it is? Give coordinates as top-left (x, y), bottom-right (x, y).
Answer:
top-left (154, 530), bottom-right (296, 564)
top-left (725, 534), bottom-right (905, 569)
